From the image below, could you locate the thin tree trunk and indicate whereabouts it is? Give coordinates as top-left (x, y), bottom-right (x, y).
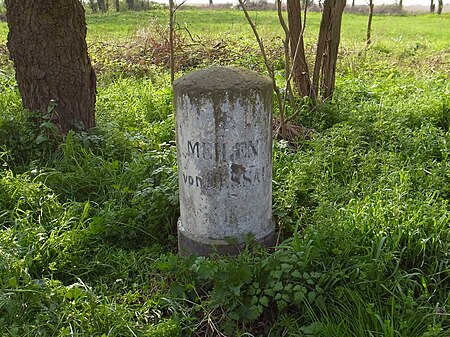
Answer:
top-left (98, 0), bottom-right (107, 12)
top-left (115, 0), bottom-right (120, 11)
top-left (323, 0), bottom-right (345, 99)
top-left (437, 0), bottom-right (443, 14)
top-left (311, 0), bottom-right (329, 99)
top-left (5, 0), bottom-right (96, 133)
top-left (287, 0), bottom-right (311, 98)
top-left (276, 0), bottom-right (294, 106)
top-left (169, 0), bottom-right (175, 85)
top-left (367, 0), bottom-right (374, 46)
top-left (127, 0), bottom-right (134, 10)
top-left (352, 0), bottom-right (355, 7)
top-left (312, 0), bottom-right (346, 100)
top-left (430, 0), bottom-right (435, 13)
top-left (89, 0), bottom-right (98, 12)
top-left (398, 0), bottom-right (403, 9)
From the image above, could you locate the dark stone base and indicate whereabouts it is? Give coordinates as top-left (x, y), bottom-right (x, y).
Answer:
top-left (178, 222), bottom-right (276, 257)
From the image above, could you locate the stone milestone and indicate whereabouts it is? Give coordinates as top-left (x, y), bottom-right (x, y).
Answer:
top-left (174, 66), bottom-right (275, 256)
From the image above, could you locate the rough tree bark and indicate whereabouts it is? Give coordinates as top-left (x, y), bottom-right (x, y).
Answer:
top-left (312, 0), bottom-right (346, 100)
top-left (5, 0), bottom-right (96, 133)
top-left (287, 0), bottom-right (311, 98)
top-left (430, 0), bottom-right (435, 13)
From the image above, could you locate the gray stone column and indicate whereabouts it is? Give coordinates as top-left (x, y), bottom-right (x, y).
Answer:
top-left (174, 67), bottom-right (275, 256)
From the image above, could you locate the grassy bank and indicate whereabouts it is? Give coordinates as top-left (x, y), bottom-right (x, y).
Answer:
top-left (0, 8), bottom-right (450, 336)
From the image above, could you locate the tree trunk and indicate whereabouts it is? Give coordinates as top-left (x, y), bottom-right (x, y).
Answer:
top-left (5, 0), bottom-right (96, 133)
top-left (398, 0), bottom-right (403, 9)
top-left (430, 0), bottom-right (435, 13)
top-left (127, 0), bottom-right (134, 10)
top-left (351, 0), bottom-right (355, 7)
top-left (437, 0), bottom-right (443, 14)
top-left (287, 0), bottom-right (311, 98)
top-left (115, 0), bottom-right (120, 11)
top-left (89, 0), bottom-right (98, 12)
top-left (98, 0), bottom-right (107, 12)
top-left (169, 0), bottom-right (175, 85)
top-left (312, 0), bottom-right (346, 100)
top-left (209, 0), bottom-right (213, 5)
top-left (367, 0), bottom-right (374, 46)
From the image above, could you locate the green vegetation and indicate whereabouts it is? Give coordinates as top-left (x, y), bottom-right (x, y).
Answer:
top-left (1, 8), bottom-right (450, 336)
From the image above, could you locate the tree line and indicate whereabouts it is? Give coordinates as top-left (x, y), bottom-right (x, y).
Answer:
top-left (88, 0), bottom-right (161, 12)
top-left (3, 0), bottom-right (446, 136)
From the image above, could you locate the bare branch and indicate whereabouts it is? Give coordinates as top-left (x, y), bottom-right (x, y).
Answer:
top-left (238, 0), bottom-right (271, 71)
top-left (239, 0), bottom-right (286, 139)
top-left (174, 0), bottom-right (187, 12)
top-left (277, 0), bottom-right (289, 36)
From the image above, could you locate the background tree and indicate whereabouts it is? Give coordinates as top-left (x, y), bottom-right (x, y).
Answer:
top-left (367, 0), bottom-right (375, 46)
top-left (437, 0), bottom-right (443, 14)
top-left (5, 0), bottom-right (96, 133)
top-left (127, 0), bottom-right (134, 10)
top-left (287, 0), bottom-right (311, 98)
top-left (430, 0), bottom-right (435, 13)
top-left (284, 0), bottom-right (346, 100)
top-left (240, 0), bottom-right (346, 137)
top-left (115, 0), bottom-right (120, 11)
top-left (311, 0), bottom-right (346, 99)
top-left (169, 0), bottom-right (175, 84)
top-left (98, 0), bottom-right (107, 12)
top-left (89, 0), bottom-right (98, 12)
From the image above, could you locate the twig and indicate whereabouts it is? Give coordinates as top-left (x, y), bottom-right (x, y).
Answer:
top-left (238, 0), bottom-right (271, 72)
top-left (239, 0), bottom-right (286, 139)
top-left (277, 0), bottom-right (295, 113)
top-left (174, 0), bottom-right (187, 11)
top-left (178, 23), bottom-right (201, 44)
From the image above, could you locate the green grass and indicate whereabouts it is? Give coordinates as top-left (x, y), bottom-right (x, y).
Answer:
top-left (1, 7), bottom-right (450, 337)
top-left (0, 23), bottom-right (6, 43)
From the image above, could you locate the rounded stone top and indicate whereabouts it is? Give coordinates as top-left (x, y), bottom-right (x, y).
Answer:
top-left (173, 66), bottom-right (273, 96)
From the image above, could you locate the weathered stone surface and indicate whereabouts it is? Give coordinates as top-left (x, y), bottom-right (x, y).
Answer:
top-left (174, 66), bottom-right (275, 256)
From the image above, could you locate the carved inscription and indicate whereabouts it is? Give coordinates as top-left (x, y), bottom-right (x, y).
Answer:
top-left (182, 165), bottom-right (269, 190)
top-left (187, 139), bottom-right (259, 161)
top-left (182, 138), bottom-right (268, 190)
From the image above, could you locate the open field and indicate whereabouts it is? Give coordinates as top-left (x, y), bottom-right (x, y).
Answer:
top-left (1, 8), bottom-right (450, 336)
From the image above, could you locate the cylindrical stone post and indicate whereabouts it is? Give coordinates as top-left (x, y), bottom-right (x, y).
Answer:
top-left (174, 67), bottom-right (275, 256)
